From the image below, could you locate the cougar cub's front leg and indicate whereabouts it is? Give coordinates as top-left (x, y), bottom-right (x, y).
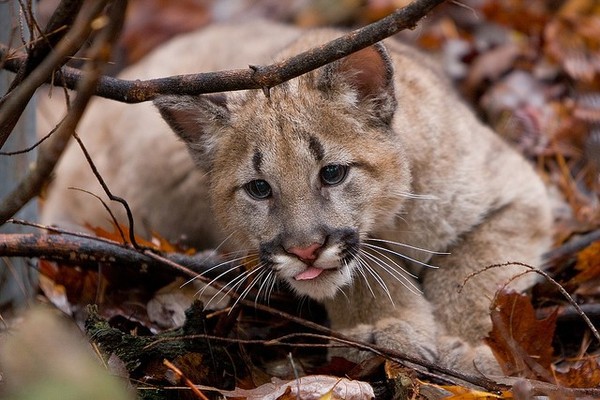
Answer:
top-left (422, 199), bottom-right (552, 374)
top-left (324, 277), bottom-right (439, 365)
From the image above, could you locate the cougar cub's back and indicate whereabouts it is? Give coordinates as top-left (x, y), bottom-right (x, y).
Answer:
top-left (41, 21), bottom-right (552, 374)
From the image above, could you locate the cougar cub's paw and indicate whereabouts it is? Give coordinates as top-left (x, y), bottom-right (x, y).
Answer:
top-left (437, 336), bottom-right (502, 376)
top-left (373, 318), bottom-right (438, 363)
top-left (330, 319), bottom-right (438, 365)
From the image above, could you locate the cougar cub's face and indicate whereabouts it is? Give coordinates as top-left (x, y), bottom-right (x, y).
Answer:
top-left (156, 45), bottom-right (411, 300)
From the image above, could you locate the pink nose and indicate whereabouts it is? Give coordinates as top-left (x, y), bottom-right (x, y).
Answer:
top-left (286, 242), bottom-right (322, 262)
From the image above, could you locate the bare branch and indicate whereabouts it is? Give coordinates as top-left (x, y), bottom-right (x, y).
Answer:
top-left (0, 1), bottom-right (126, 224)
top-left (0, 0), bottom-right (447, 104)
top-left (0, 232), bottom-right (212, 278)
top-left (0, 0), bottom-right (109, 149)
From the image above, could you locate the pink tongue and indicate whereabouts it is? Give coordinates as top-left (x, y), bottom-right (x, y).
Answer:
top-left (294, 266), bottom-right (324, 281)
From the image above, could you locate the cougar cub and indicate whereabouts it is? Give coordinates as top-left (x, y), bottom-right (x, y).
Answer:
top-left (41, 21), bottom-right (552, 373)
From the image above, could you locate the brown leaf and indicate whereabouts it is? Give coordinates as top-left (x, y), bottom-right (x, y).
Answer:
top-left (569, 241), bottom-right (600, 286)
top-left (484, 291), bottom-right (557, 380)
top-left (87, 222), bottom-right (194, 254)
top-left (39, 259), bottom-right (104, 306)
top-left (544, 0), bottom-right (600, 82)
top-left (481, 0), bottom-right (550, 36)
top-left (439, 385), bottom-right (512, 399)
top-left (555, 357), bottom-right (600, 388)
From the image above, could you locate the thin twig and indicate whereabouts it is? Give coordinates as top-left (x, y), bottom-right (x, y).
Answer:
top-left (144, 329), bottom-right (504, 392)
top-left (71, 132), bottom-right (140, 248)
top-left (67, 187), bottom-right (128, 244)
top-left (143, 250), bottom-right (208, 283)
top-left (0, 116), bottom-right (63, 155)
top-left (497, 376), bottom-right (600, 398)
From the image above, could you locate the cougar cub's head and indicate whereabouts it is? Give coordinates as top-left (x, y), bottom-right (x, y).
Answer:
top-left (155, 44), bottom-right (411, 300)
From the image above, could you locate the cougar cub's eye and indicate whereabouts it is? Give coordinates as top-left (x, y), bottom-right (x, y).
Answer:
top-left (320, 164), bottom-right (348, 186)
top-left (244, 179), bottom-right (272, 199)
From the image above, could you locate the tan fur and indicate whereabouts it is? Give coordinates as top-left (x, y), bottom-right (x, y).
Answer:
top-left (40, 21), bottom-right (552, 374)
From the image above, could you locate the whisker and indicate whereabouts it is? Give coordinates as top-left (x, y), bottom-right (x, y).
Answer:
top-left (365, 238), bottom-right (449, 256)
top-left (355, 254), bottom-right (395, 305)
top-left (364, 245), bottom-right (418, 279)
top-left (363, 242), bottom-right (440, 270)
top-left (335, 285), bottom-right (350, 304)
top-left (213, 263), bottom-right (266, 307)
top-left (255, 269), bottom-right (275, 306)
top-left (346, 255), bottom-right (376, 298)
top-left (238, 268), bottom-right (268, 304)
top-left (200, 263), bottom-right (263, 308)
top-left (266, 273), bottom-right (278, 306)
top-left (218, 248), bottom-right (259, 259)
top-left (192, 257), bottom-right (258, 296)
top-left (196, 230), bottom-right (237, 263)
top-left (195, 263), bottom-right (244, 297)
top-left (361, 250), bottom-right (422, 296)
top-left (182, 253), bottom-right (259, 288)
top-left (397, 191), bottom-right (438, 200)
top-left (229, 267), bottom-right (270, 312)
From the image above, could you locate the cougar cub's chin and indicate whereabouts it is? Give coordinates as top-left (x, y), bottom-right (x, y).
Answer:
top-left (41, 21), bottom-right (553, 375)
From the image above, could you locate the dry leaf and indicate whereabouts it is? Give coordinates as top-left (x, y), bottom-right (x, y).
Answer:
top-left (485, 291), bottom-right (557, 379)
top-left (39, 259), bottom-right (104, 306)
top-left (555, 357), bottom-right (600, 388)
top-left (198, 375), bottom-right (374, 400)
top-left (481, 0), bottom-right (549, 36)
top-left (439, 384), bottom-right (513, 399)
top-left (544, 0), bottom-right (600, 82)
top-left (87, 222), bottom-right (194, 254)
top-left (569, 241), bottom-right (600, 286)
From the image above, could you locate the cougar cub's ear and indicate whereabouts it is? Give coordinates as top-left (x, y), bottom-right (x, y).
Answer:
top-left (154, 94), bottom-right (228, 170)
top-left (318, 43), bottom-right (396, 125)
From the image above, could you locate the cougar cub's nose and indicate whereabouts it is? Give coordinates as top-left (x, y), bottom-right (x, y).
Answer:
top-left (286, 242), bottom-right (322, 263)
